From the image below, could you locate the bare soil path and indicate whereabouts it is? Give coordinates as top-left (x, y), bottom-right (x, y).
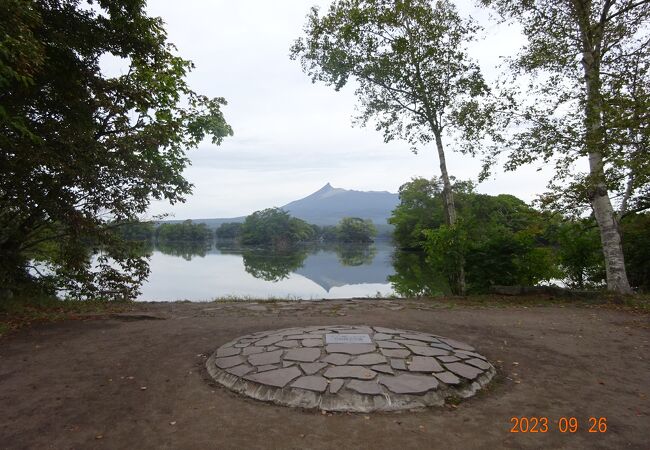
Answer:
top-left (1, 299), bottom-right (648, 449)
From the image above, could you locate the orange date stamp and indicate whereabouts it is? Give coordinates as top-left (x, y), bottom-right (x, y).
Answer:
top-left (509, 417), bottom-right (607, 433)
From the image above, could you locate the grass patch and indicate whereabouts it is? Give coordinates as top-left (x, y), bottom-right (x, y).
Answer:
top-left (208, 295), bottom-right (303, 303)
top-left (444, 394), bottom-right (462, 406)
top-left (0, 294), bottom-right (133, 338)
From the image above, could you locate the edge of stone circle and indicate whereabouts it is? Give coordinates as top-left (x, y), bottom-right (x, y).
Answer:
top-left (206, 353), bottom-right (496, 413)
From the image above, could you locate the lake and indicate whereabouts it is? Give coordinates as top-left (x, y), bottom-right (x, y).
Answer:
top-left (137, 240), bottom-right (443, 301)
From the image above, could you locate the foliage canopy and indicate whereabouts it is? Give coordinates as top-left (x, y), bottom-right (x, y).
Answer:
top-left (240, 208), bottom-right (315, 247)
top-left (336, 217), bottom-right (377, 243)
top-left (390, 178), bottom-right (559, 293)
top-left (480, 0), bottom-right (649, 293)
top-left (0, 0), bottom-right (232, 299)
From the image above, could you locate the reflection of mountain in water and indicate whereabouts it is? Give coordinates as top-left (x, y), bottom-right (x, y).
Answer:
top-left (295, 242), bottom-right (394, 291)
top-left (158, 241), bottom-right (396, 292)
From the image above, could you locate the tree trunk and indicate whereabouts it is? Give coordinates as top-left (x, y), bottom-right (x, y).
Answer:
top-left (433, 131), bottom-right (456, 226)
top-left (588, 154), bottom-right (633, 293)
top-left (433, 130), bottom-right (466, 295)
top-left (581, 40), bottom-right (633, 294)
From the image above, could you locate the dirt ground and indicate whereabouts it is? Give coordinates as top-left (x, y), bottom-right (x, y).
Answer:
top-left (0, 299), bottom-right (648, 450)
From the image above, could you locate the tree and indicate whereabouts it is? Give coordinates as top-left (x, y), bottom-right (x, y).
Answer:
top-left (391, 178), bottom-right (558, 293)
top-left (113, 221), bottom-right (155, 241)
top-left (312, 224), bottom-right (339, 242)
top-left (424, 193), bottom-right (559, 293)
top-left (389, 177), bottom-right (446, 249)
top-left (240, 208), bottom-right (315, 247)
top-left (550, 219), bottom-right (605, 289)
top-left (336, 217), bottom-right (377, 242)
top-left (156, 220), bottom-right (212, 243)
top-left (0, 0), bottom-right (232, 299)
top-left (621, 213), bottom-right (650, 292)
top-left (291, 0), bottom-right (495, 294)
top-left (389, 177), bottom-right (474, 249)
top-left (481, 0), bottom-right (649, 293)
top-left (215, 222), bottom-right (243, 240)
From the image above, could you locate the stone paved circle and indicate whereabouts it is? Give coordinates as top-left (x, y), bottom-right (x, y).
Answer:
top-left (206, 325), bottom-right (495, 412)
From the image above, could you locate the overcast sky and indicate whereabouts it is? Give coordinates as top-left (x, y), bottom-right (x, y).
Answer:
top-left (127, 0), bottom-right (556, 219)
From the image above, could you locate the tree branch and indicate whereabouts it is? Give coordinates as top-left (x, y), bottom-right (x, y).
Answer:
top-left (619, 171), bottom-right (635, 217)
top-left (605, 0), bottom-right (650, 23)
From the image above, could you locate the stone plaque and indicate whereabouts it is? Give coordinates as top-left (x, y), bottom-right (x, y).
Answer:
top-left (325, 333), bottom-right (372, 344)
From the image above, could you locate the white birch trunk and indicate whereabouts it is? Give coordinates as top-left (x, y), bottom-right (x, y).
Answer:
top-left (580, 28), bottom-right (633, 294)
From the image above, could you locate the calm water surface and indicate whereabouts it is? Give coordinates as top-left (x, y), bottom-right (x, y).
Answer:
top-left (137, 241), bottom-right (438, 301)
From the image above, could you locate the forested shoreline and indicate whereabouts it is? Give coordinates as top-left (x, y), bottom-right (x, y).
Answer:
top-left (115, 208), bottom-right (378, 246)
top-left (114, 182), bottom-right (648, 295)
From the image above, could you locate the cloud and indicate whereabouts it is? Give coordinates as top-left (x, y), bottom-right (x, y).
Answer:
top-left (135, 1), bottom-right (550, 220)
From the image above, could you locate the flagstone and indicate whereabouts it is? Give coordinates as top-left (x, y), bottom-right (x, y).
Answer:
top-left (371, 364), bottom-right (394, 375)
top-left (302, 339), bottom-right (323, 347)
top-left (244, 367), bottom-right (301, 388)
top-left (329, 379), bottom-right (344, 394)
top-left (325, 344), bottom-right (376, 355)
top-left (379, 374), bottom-right (439, 394)
top-left (321, 354), bottom-right (351, 365)
top-left (248, 350), bottom-right (283, 366)
top-left (291, 376), bottom-right (328, 393)
top-left (284, 348), bottom-right (321, 362)
top-left (300, 362), bottom-right (327, 375)
top-left (381, 349), bottom-right (410, 358)
top-left (255, 335), bottom-right (284, 346)
top-left (405, 345), bottom-right (449, 357)
top-left (445, 362), bottom-right (483, 380)
top-left (216, 347), bottom-right (241, 358)
top-left (323, 366), bottom-right (377, 380)
top-left (349, 354), bottom-right (387, 365)
top-left (216, 355), bottom-right (245, 369)
top-left (347, 380), bottom-right (383, 395)
top-left (434, 371), bottom-right (461, 385)
top-left (465, 358), bottom-right (491, 370)
top-left (408, 356), bottom-right (444, 373)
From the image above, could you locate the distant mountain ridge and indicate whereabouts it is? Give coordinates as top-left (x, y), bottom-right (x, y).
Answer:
top-left (161, 183), bottom-right (400, 230)
top-left (282, 183), bottom-right (398, 226)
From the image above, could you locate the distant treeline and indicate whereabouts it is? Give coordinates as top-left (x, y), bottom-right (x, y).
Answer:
top-left (115, 220), bottom-right (211, 243)
top-left (218, 208), bottom-right (377, 246)
top-left (115, 208), bottom-right (377, 246)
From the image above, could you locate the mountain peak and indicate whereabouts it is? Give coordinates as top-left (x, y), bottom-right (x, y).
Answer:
top-left (309, 182), bottom-right (344, 199)
top-left (281, 183), bottom-right (399, 225)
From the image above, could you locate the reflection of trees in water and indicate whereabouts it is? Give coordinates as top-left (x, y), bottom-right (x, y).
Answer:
top-left (238, 243), bottom-right (379, 282)
top-left (215, 240), bottom-right (310, 281)
top-left (155, 241), bottom-right (211, 261)
top-left (333, 243), bottom-right (377, 266)
top-left (216, 242), bottom-right (383, 282)
top-left (389, 250), bottom-right (450, 297)
top-left (127, 240), bottom-right (154, 257)
top-left (242, 249), bottom-right (309, 282)
top-left (155, 241), bottom-right (451, 297)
